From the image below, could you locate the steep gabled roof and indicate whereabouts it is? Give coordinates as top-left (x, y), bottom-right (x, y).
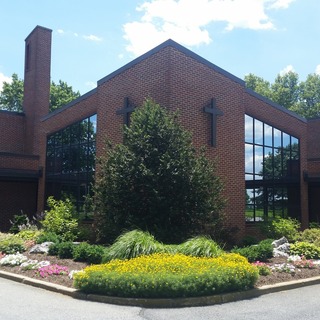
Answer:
top-left (97, 39), bottom-right (245, 87)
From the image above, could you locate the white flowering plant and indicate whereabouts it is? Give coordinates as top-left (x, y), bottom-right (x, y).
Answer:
top-left (0, 253), bottom-right (28, 266)
top-left (270, 263), bottom-right (296, 274)
top-left (20, 259), bottom-right (50, 270)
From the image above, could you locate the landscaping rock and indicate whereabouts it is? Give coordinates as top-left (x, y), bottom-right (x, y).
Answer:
top-left (273, 248), bottom-right (289, 257)
top-left (272, 237), bottom-right (290, 257)
top-left (29, 242), bottom-right (54, 254)
top-left (272, 237), bottom-right (288, 248)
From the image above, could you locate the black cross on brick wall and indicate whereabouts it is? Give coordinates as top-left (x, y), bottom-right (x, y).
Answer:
top-left (116, 97), bottom-right (135, 126)
top-left (203, 98), bottom-right (223, 147)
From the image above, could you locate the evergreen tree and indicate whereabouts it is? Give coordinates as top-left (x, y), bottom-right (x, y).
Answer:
top-left (93, 98), bottom-right (225, 243)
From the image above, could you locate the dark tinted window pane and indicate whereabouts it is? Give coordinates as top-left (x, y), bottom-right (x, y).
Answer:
top-left (245, 115), bottom-right (253, 143)
top-left (254, 119), bottom-right (263, 145)
top-left (245, 114), bottom-right (300, 222)
top-left (45, 114), bottom-right (97, 213)
top-left (264, 124), bottom-right (273, 147)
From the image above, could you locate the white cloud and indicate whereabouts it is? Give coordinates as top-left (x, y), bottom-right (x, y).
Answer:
top-left (83, 34), bottom-right (103, 42)
top-left (85, 81), bottom-right (97, 90)
top-left (279, 64), bottom-right (295, 76)
top-left (268, 0), bottom-right (295, 9)
top-left (57, 29), bottom-right (100, 41)
top-left (123, 0), bottom-right (293, 56)
top-left (0, 72), bottom-right (12, 92)
top-left (315, 65), bottom-right (320, 75)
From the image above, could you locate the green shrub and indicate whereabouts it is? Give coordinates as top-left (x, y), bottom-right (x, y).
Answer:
top-left (241, 235), bottom-right (258, 247)
top-left (231, 239), bottom-right (274, 262)
top-left (48, 241), bottom-right (75, 259)
top-left (9, 213), bottom-right (30, 234)
top-left (73, 242), bottom-right (105, 264)
top-left (252, 262), bottom-right (272, 276)
top-left (36, 231), bottom-right (61, 244)
top-left (289, 241), bottom-right (320, 259)
top-left (74, 253), bottom-right (258, 298)
top-left (176, 236), bottom-right (223, 257)
top-left (48, 242), bottom-right (59, 256)
top-left (57, 242), bottom-right (75, 259)
top-left (17, 229), bottom-right (42, 241)
top-left (76, 223), bottom-right (95, 243)
top-left (41, 196), bottom-right (78, 242)
top-left (300, 228), bottom-right (320, 244)
top-left (0, 232), bottom-right (13, 241)
top-left (0, 236), bottom-right (25, 254)
top-left (315, 239), bottom-right (320, 248)
top-left (309, 222), bottom-right (320, 229)
top-left (262, 218), bottom-right (300, 243)
top-left (102, 230), bottom-right (163, 263)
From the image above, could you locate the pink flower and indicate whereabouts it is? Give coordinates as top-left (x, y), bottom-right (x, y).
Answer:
top-left (36, 264), bottom-right (69, 278)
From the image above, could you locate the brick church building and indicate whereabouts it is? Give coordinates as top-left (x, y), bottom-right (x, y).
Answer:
top-left (1, 25), bottom-right (320, 238)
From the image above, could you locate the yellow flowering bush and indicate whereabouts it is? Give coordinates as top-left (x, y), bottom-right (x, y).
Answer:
top-left (74, 253), bottom-right (259, 298)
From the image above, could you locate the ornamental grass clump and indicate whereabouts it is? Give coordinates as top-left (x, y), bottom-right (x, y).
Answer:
top-left (102, 230), bottom-right (164, 262)
top-left (74, 253), bottom-right (259, 298)
top-left (176, 236), bottom-right (223, 257)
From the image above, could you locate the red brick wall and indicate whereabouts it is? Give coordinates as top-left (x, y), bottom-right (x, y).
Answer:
top-left (95, 45), bottom-right (246, 238)
top-left (307, 119), bottom-right (320, 176)
top-left (307, 118), bottom-right (320, 160)
top-left (23, 26), bottom-right (52, 155)
top-left (167, 47), bottom-right (246, 237)
top-left (0, 154), bottom-right (39, 171)
top-left (0, 111), bottom-right (25, 153)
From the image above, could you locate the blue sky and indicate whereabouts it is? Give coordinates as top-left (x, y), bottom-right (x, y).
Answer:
top-left (1, 0), bottom-right (320, 95)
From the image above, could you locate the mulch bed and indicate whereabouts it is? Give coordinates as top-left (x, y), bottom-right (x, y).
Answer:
top-left (1, 253), bottom-right (320, 289)
top-left (254, 256), bottom-right (320, 287)
top-left (0, 253), bottom-right (88, 288)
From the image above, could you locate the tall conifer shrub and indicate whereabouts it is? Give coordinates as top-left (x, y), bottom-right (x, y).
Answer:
top-left (93, 98), bottom-right (225, 243)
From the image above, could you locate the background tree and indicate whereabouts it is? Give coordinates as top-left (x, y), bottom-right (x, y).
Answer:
top-left (50, 80), bottom-right (80, 112)
top-left (0, 74), bottom-right (80, 112)
top-left (245, 71), bottom-right (320, 118)
top-left (270, 71), bottom-right (300, 110)
top-left (93, 98), bottom-right (225, 243)
top-left (290, 73), bottom-right (320, 118)
top-left (0, 73), bottom-right (23, 112)
top-left (245, 73), bottom-right (273, 100)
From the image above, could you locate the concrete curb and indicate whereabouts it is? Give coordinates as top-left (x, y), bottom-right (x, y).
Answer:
top-left (1, 270), bottom-right (320, 308)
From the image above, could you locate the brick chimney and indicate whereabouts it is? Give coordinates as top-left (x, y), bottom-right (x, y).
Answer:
top-left (23, 26), bottom-right (52, 155)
